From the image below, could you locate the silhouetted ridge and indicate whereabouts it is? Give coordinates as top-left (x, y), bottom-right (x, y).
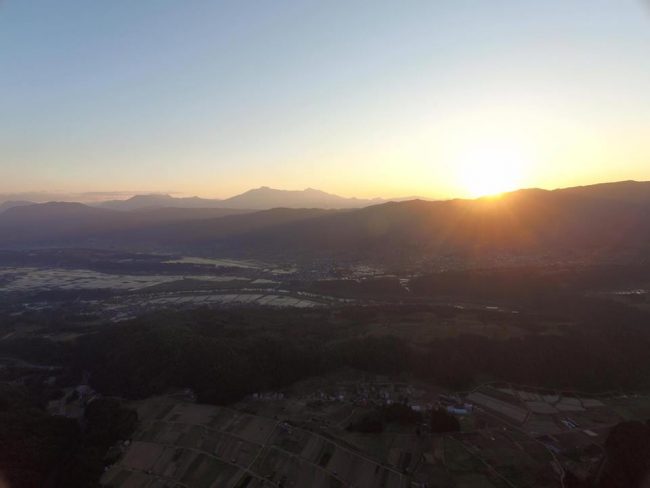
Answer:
top-left (0, 181), bottom-right (648, 260)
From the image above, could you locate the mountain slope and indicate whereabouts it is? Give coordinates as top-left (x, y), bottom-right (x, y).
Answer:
top-left (0, 201), bottom-right (34, 214)
top-left (191, 181), bottom-right (650, 260)
top-left (98, 194), bottom-right (227, 210)
top-left (110, 208), bottom-right (338, 248)
top-left (554, 180), bottom-right (650, 204)
top-left (0, 203), bottom-right (252, 246)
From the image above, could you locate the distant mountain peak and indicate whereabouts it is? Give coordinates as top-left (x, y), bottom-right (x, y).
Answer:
top-left (98, 193), bottom-right (218, 211)
top-left (128, 193), bottom-right (173, 199)
top-left (1, 201), bottom-right (109, 221)
top-left (219, 186), bottom-right (389, 209)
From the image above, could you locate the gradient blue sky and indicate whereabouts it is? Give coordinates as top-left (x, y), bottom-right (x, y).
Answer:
top-left (2, 0), bottom-right (650, 198)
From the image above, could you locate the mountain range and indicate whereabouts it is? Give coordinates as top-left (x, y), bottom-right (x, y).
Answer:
top-left (1, 181), bottom-right (649, 263)
top-left (98, 187), bottom-right (395, 210)
top-left (0, 187), bottom-right (405, 212)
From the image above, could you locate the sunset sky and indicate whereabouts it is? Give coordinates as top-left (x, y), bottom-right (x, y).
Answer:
top-left (1, 1), bottom-right (649, 199)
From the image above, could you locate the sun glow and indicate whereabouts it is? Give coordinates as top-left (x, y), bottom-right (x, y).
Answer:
top-left (453, 140), bottom-right (532, 198)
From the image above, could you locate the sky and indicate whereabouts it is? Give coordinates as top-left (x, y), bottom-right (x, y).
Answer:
top-left (1, 0), bottom-right (650, 199)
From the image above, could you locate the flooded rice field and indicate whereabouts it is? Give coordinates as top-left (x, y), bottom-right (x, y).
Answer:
top-left (0, 267), bottom-right (248, 292)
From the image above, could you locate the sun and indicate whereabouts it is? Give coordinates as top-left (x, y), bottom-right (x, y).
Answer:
top-left (454, 141), bottom-right (530, 197)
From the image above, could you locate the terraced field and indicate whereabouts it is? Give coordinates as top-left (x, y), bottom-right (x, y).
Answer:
top-left (102, 397), bottom-right (409, 488)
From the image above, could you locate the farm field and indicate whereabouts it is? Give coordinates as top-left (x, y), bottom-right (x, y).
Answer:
top-left (0, 267), bottom-right (187, 291)
top-left (102, 396), bottom-right (410, 488)
top-left (0, 262), bottom-right (338, 323)
top-left (103, 375), bottom-right (645, 488)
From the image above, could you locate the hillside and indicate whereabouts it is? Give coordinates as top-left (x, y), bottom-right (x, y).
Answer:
top-left (0, 203), bottom-right (252, 246)
top-left (110, 207), bottom-right (338, 248)
top-left (0, 200), bottom-right (34, 213)
top-left (132, 180), bottom-right (650, 260)
top-left (99, 194), bottom-right (227, 210)
top-left (223, 182), bottom-right (650, 259)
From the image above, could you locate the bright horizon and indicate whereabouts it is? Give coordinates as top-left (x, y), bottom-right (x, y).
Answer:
top-left (2, 1), bottom-right (650, 200)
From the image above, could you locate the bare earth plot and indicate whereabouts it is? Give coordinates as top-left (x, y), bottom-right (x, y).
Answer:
top-left (463, 384), bottom-right (650, 485)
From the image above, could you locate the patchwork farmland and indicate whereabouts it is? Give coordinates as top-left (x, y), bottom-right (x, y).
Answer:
top-left (102, 397), bottom-right (409, 488)
top-left (102, 375), bottom-right (637, 488)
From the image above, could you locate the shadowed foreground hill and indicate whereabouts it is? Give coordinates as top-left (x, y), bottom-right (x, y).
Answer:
top-left (110, 207), bottom-right (338, 248)
top-left (0, 200), bottom-right (34, 213)
top-left (0, 203), bottom-right (252, 246)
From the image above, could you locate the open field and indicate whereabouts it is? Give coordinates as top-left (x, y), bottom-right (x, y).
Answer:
top-left (0, 267), bottom-right (183, 291)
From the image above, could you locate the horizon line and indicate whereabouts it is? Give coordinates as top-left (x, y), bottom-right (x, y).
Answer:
top-left (1, 179), bottom-right (648, 206)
